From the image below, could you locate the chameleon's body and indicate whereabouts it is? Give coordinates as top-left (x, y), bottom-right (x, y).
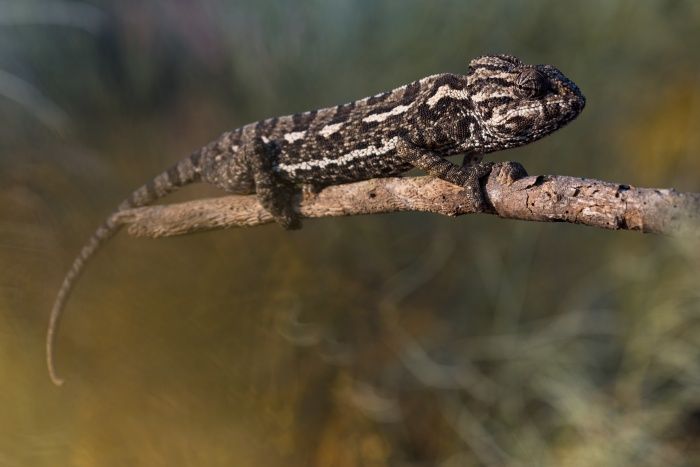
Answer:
top-left (47, 54), bottom-right (585, 385)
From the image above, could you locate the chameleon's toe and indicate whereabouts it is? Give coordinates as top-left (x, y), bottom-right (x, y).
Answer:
top-left (494, 161), bottom-right (528, 185)
top-left (275, 211), bottom-right (302, 230)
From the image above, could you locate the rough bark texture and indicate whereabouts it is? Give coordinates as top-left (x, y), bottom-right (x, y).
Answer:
top-left (111, 162), bottom-right (700, 238)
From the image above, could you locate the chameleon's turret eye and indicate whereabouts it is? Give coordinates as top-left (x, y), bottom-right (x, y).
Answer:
top-left (515, 68), bottom-right (550, 99)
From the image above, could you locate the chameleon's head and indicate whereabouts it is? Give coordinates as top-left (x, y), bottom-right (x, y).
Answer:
top-left (466, 54), bottom-right (585, 150)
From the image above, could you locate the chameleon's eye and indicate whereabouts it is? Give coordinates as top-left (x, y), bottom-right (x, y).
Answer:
top-left (515, 68), bottom-right (550, 99)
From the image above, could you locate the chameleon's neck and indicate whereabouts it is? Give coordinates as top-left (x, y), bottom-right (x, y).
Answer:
top-left (403, 73), bottom-right (490, 156)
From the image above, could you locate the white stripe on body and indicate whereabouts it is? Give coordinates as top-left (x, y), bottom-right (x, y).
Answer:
top-left (283, 131), bottom-right (306, 143)
top-left (362, 104), bottom-right (411, 123)
top-left (275, 136), bottom-right (400, 175)
top-left (318, 122), bottom-right (345, 138)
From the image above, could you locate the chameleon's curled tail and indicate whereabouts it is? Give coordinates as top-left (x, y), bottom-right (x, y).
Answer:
top-left (47, 150), bottom-right (203, 386)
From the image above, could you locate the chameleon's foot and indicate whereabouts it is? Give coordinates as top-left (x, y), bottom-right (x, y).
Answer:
top-left (272, 213), bottom-right (301, 230)
top-left (256, 182), bottom-right (302, 230)
top-left (272, 202), bottom-right (302, 231)
top-left (461, 161), bottom-right (495, 212)
top-left (493, 161), bottom-right (528, 185)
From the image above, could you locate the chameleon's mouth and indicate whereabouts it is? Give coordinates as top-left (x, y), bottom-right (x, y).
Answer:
top-left (570, 91), bottom-right (586, 114)
top-left (487, 89), bottom-right (586, 143)
top-left (492, 95), bottom-right (582, 126)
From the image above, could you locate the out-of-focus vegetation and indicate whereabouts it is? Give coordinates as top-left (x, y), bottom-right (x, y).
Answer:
top-left (1, 1), bottom-right (699, 465)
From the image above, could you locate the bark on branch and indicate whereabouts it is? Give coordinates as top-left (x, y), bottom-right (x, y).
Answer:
top-left (112, 162), bottom-right (700, 238)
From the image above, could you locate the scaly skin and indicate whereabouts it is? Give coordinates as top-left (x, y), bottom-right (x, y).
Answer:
top-left (46, 54), bottom-right (585, 385)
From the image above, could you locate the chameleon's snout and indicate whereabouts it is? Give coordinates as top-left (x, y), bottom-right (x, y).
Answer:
top-left (539, 63), bottom-right (586, 116)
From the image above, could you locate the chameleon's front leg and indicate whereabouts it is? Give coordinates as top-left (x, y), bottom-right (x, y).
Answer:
top-left (242, 137), bottom-right (301, 229)
top-left (396, 139), bottom-right (493, 211)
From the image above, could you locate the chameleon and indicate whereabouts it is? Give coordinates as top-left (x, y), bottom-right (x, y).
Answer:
top-left (46, 54), bottom-right (585, 385)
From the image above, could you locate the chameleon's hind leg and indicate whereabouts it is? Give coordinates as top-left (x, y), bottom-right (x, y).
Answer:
top-left (242, 137), bottom-right (301, 230)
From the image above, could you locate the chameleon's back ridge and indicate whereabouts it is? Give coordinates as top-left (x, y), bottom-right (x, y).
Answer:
top-left (47, 54), bottom-right (585, 385)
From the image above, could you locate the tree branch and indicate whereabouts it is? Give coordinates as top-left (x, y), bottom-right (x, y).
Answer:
top-left (112, 162), bottom-right (700, 238)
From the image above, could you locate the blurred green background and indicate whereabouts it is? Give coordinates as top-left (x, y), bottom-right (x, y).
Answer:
top-left (1, 1), bottom-right (700, 466)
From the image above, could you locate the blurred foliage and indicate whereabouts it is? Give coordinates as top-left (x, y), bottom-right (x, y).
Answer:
top-left (1, 0), bottom-right (699, 466)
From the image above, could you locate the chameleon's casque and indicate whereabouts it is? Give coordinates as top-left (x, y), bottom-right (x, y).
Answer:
top-left (46, 54), bottom-right (585, 385)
